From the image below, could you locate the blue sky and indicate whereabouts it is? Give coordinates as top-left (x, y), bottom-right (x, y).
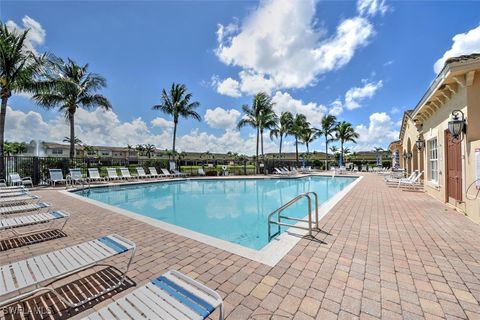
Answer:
top-left (2, 0), bottom-right (480, 154)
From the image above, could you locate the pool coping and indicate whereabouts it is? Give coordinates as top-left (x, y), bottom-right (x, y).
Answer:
top-left (61, 174), bottom-right (363, 267)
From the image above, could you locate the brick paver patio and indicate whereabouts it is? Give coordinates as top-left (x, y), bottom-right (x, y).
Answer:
top-left (2, 174), bottom-right (480, 319)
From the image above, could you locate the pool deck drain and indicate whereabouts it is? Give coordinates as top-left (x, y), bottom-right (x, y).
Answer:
top-left (2, 173), bottom-right (480, 319)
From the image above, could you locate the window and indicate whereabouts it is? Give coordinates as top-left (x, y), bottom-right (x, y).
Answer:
top-left (51, 148), bottom-right (63, 155)
top-left (101, 151), bottom-right (110, 156)
top-left (428, 138), bottom-right (438, 183)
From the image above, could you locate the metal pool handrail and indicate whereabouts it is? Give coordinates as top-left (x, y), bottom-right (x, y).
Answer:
top-left (267, 191), bottom-right (319, 242)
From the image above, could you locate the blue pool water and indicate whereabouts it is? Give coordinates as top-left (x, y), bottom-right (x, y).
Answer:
top-left (76, 176), bottom-right (355, 250)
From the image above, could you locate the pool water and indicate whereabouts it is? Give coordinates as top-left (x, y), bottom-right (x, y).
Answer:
top-left (77, 176), bottom-right (355, 250)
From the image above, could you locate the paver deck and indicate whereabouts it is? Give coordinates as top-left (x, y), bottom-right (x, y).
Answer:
top-left (1, 174), bottom-right (480, 319)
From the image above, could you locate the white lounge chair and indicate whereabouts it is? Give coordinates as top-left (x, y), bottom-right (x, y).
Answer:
top-left (0, 190), bottom-right (28, 198)
top-left (88, 168), bottom-right (106, 183)
top-left (0, 194), bottom-right (40, 207)
top-left (386, 170), bottom-right (417, 185)
top-left (0, 202), bottom-right (50, 215)
top-left (274, 167), bottom-right (287, 175)
top-left (398, 171), bottom-right (424, 190)
top-left (68, 168), bottom-right (86, 184)
top-left (148, 167), bottom-right (163, 178)
top-left (135, 167), bottom-right (149, 179)
top-left (82, 270), bottom-right (224, 320)
top-left (0, 234), bottom-right (135, 308)
top-left (48, 169), bottom-right (67, 186)
top-left (172, 169), bottom-right (187, 177)
top-left (0, 210), bottom-right (69, 241)
top-left (0, 185), bottom-right (26, 192)
top-left (107, 168), bottom-right (122, 181)
top-left (120, 167), bottom-right (136, 180)
top-left (198, 168), bottom-right (206, 176)
top-left (161, 168), bottom-right (175, 177)
top-left (8, 173), bottom-right (33, 187)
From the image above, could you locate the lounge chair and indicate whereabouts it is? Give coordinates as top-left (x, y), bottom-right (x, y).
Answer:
top-left (107, 168), bottom-right (122, 181)
top-left (172, 169), bottom-right (187, 177)
top-left (338, 166), bottom-right (347, 175)
top-left (198, 168), bottom-right (206, 176)
top-left (135, 167), bottom-right (149, 179)
top-left (120, 167), bottom-right (136, 180)
top-left (148, 167), bottom-right (163, 178)
top-left (88, 168), bottom-right (106, 183)
top-left (386, 170), bottom-right (417, 185)
top-left (274, 167), bottom-right (287, 175)
top-left (48, 169), bottom-right (67, 186)
top-left (0, 202), bottom-right (49, 215)
top-left (161, 168), bottom-right (175, 177)
top-left (68, 168), bottom-right (86, 184)
top-left (0, 190), bottom-right (28, 198)
top-left (0, 234), bottom-right (135, 308)
top-left (0, 210), bottom-right (69, 241)
top-left (0, 185), bottom-right (26, 192)
top-left (0, 194), bottom-right (40, 207)
top-left (398, 171), bottom-right (424, 190)
top-left (8, 173), bottom-right (33, 187)
top-left (83, 270), bottom-right (224, 320)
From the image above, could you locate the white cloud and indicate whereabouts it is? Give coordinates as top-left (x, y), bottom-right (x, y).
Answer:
top-left (215, 0), bottom-right (377, 95)
top-left (6, 16), bottom-right (46, 55)
top-left (344, 80), bottom-right (383, 110)
top-left (357, 0), bottom-right (388, 17)
top-left (354, 112), bottom-right (398, 150)
top-left (329, 100), bottom-right (344, 116)
top-left (5, 106), bottom-right (286, 155)
top-left (271, 91), bottom-right (327, 127)
top-left (204, 107), bottom-right (241, 129)
top-left (215, 77), bottom-right (241, 98)
top-left (390, 107), bottom-right (401, 115)
top-left (434, 25), bottom-right (480, 73)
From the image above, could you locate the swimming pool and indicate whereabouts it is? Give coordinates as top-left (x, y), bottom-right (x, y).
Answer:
top-left (75, 176), bottom-right (356, 250)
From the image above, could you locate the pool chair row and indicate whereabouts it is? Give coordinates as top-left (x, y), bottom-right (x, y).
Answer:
top-left (384, 169), bottom-right (424, 190)
top-left (0, 233), bottom-right (224, 320)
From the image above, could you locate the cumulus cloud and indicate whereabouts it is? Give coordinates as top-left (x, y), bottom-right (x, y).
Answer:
top-left (271, 91), bottom-right (327, 127)
top-left (215, 0), bottom-right (378, 96)
top-left (328, 100), bottom-right (344, 116)
top-left (6, 16), bottom-right (46, 55)
top-left (204, 107), bottom-right (241, 129)
top-left (357, 0), bottom-right (388, 17)
top-left (354, 112), bottom-right (398, 150)
top-left (5, 106), bottom-right (286, 155)
top-left (434, 25), bottom-right (480, 73)
top-left (344, 80), bottom-right (383, 110)
top-left (214, 77), bottom-right (241, 98)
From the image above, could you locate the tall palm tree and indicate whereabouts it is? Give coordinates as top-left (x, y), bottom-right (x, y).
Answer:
top-left (153, 83), bottom-right (201, 153)
top-left (373, 146), bottom-right (384, 166)
top-left (335, 121), bottom-right (359, 167)
top-left (33, 58), bottom-right (111, 160)
top-left (0, 23), bottom-right (47, 177)
top-left (257, 98), bottom-right (278, 161)
top-left (270, 111), bottom-right (293, 158)
top-left (300, 126), bottom-right (320, 154)
top-left (144, 144), bottom-right (155, 158)
top-left (289, 114), bottom-right (309, 167)
top-left (329, 145), bottom-right (338, 154)
top-left (318, 115), bottom-right (337, 170)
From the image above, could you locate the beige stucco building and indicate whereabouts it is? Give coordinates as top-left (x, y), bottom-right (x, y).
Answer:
top-left (391, 54), bottom-right (480, 223)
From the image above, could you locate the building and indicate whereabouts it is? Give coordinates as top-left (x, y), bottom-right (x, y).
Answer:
top-left (390, 54), bottom-right (480, 223)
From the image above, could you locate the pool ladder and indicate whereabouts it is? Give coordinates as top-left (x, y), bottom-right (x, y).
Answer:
top-left (267, 192), bottom-right (319, 242)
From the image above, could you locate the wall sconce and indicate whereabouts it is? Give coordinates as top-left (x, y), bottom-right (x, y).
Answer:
top-left (407, 152), bottom-right (412, 159)
top-left (448, 109), bottom-right (467, 141)
top-left (415, 138), bottom-right (425, 151)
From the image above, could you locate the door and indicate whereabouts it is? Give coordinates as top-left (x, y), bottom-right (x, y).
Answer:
top-left (445, 130), bottom-right (462, 201)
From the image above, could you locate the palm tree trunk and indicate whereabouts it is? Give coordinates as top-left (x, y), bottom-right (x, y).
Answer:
top-left (279, 134), bottom-right (283, 158)
top-left (340, 141), bottom-right (344, 167)
top-left (256, 127), bottom-right (259, 174)
top-left (0, 97), bottom-right (8, 179)
top-left (69, 110), bottom-right (75, 160)
top-left (172, 121), bottom-right (177, 153)
top-left (261, 129), bottom-right (264, 160)
top-left (306, 143), bottom-right (309, 154)
top-left (325, 135), bottom-right (328, 171)
top-left (295, 137), bottom-right (299, 167)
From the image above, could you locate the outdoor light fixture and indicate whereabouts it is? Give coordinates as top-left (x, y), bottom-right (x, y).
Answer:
top-left (448, 109), bottom-right (467, 141)
top-left (403, 152), bottom-right (407, 159)
top-left (415, 138), bottom-right (425, 151)
top-left (407, 152), bottom-right (412, 159)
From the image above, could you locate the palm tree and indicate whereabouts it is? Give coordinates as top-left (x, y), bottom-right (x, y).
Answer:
top-left (144, 144), bottom-right (155, 158)
top-left (63, 136), bottom-right (82, 145)
top-left (257, 97), bottom-right (278, 161)
top-left (0, 23), bottom-right (47, 177)
top-left (152, 83), bottom-right (201, 153)
top-left (33, 58), bottom-right (111, 160)
top-left (136, 144), bottom-right (145, 157)
top-left (335, 121), bottom-right (359, 166)
top-left (329, 146), bottom-right (338, 154)
top-left (237, 92), bottom-right (274, 173)
top-left (300, 126), bottom-right (320, 154)
top-left (270, 111), bottom-right (293, 159)
top-left (373, 146), bottom-right (384, 166)
top-left (318, 115), bottom-right (337, 171)
top-left (289, 114), bottom-right (309, 167)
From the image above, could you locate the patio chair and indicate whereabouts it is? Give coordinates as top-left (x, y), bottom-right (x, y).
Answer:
top-left (88, 168), bottom-right (106, 183)
top-left (398, 171), bottom-right (424, 190)
top-left (161, 168), bottom-right (175, 177)
top-left (48, 169), bottom-right (67, 187)
top-left (68, 168), bottom-right (86, 185)
top-left (107, 168), bottom-right (122, 181)
top-left (172, 169), bottom-right (187, 177)
top-left (0, 202), bottom-right (50, 216)
top-left (0, 210), bottom-right (70, 242)
top-left (136, 167), bottom-right (150, 179)
top-left (385, 170), bottom-right (417, 185)
top-left (274, 167), bottom-right (287, 175)
top-left (0, 234), bottom-right (135, 309)
top-left (82, 270), bottom-right (224, 320)
top-left (198, 168), bottom-right (206, 176)
top-left (0, 190), bottom-right (28, 198)
top-left (148, 167), bottom-right (163, 178)
top-left (0, 194), bottom-right (40, 207)
top-left (120, 167), bottom-right (136, 180)
top-left (0, 185), bottom-right (25, 192)
top-left (8, 173), bottom-right (33, 187)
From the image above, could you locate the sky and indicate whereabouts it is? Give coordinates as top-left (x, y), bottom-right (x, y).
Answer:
top-left (2, 0), bottom-right (480, 155)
